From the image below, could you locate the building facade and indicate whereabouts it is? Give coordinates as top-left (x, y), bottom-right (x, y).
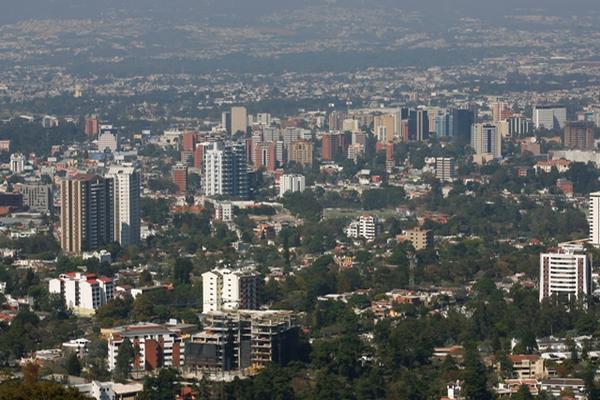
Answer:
top-left (279, 174), bottom-right (306, 197)
top-left (108, 166), bottom-right (140, 247)
top-left (60, 174), bottom-right (114, 254)
top-left (202, 268), bottom-right (259, 313)
top-left (539, 245), bottom-right (591, 302)
top-left (203, 141), bottom-right (248, 198)
top-left (49, 272), bottom-right (114, 315)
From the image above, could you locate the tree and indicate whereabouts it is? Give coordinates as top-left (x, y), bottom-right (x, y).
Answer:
top-left (65, 353), bottom-right (81, 376)
top-left (172, 258), bottom-right (193, 285)
top-left (0, 380), bottom-right (89, 400)
top-left (139, 368), bottom-right (180, 400)
top-left (461, 343), bottom-right (493, 400)
top-left (113, 338), bottom-right (135, 382)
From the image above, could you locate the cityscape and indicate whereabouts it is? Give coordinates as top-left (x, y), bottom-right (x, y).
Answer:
top-left (2, 0), bottom-right (600, 399)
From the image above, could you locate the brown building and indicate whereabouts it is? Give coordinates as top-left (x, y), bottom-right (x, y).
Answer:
top-left (321, 133), bottom-right (347, 161)
top-left (254, 142), bottom-right (277, 172)
top-left (60, 174), bottom-right (114, 254)
top-left (193, 144), bottom-right (205, 171)
top-left (402, 227), bottom-right (433, 251)
top-left (182, 132), bottom-right (196, 152)
top-left (171, 164), bottom-right (188, 194)
top-left (563, 121), bottom-right (595, 150)
top-left (287, 140), bottom-right (313, 166)
top-left (556, 179), bottom-right (573, 196)
top-left (84, 117), bottom-right (99, 137)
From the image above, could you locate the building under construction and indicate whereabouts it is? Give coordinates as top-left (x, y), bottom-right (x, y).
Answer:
top-left (184, 310), bottom-right (296, 374)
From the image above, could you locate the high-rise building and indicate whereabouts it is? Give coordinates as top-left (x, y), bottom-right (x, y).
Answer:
top-left (533, 105), bottom-right (567, 130)
top-left (471, 123), bottom-right (501, 160)
top-left (435, 157), bottom-right (457, 182)
top-left (203, 142), bottom-right (248, 198)
top-left (171, 164), bottom-right (188, 194)
top-left (10, 153), bottom-right (25, 173)
top-left (85, 117), bottom-right (99, 137)
top-left (491, 101), bottom-right (512, 123)
top-left (17, 183), bottom-right (53, 214)
top-left (321, 133), bottom-right (347, 161)
top-left (287, 140), bottom-right (313, 166)
top-left (193, 144), bottom-right (205, 171)
top-left (201, 268), bottom-right (259, 313)
top-left (589, 192), bottom-right (600, 247)
top-left (507, 115), bottom-right (532, 137)
top-left (452, 109), bottom-right (474, 142)
top-left (60, 174), bottom-right (114, 254)
top-left (408, 109), bottom-right (429, 141)
top-left (182, 132), bottom-right (196, 152)
top-left (328, 111), bottom-right (346, 131)
top-left (49, 272), bottom-right (114, 315)
top-left (222, 111), bottom-right (232, 134)
top-left (374, 114), bottom-right (397, 143)
top-left (108, 166), bottom-right (140, 247)
top-left (563, 121), bottom-right (595, 150)
top-left (539, 245), bottom-right (591, 302)
top-left (279, 174), bottom-right (306, 197)
top-left (231, 106), bottom-right (248, 135)
top-left (254, 142), bottom-right (277, 172)
top-left (435, 113), bottom-right (454, 138)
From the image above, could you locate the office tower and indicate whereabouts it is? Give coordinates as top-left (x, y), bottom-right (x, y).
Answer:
top-left (107, 166), bottom-right (140, 247)
top-left (222, 111), bottom-right (232, 134)
top-left (60, 174), bottom-right (114, 254)
top-left (49, 272), bottom-right (114, 315)
top-left (533, 105), bottom-right (567, 130)
top-left (254, 142), bottom-right (277, 172)
top-left (108, 323), bottom-right (184, 372)
top-left (342, 118), bottom-right (360, 133)
top-left (204, 142), bottom-right (248, 198)
top-left (539, 245), bottom-right (591, 302)
top-left (386, 142), bottom-right (394, 171)
top-left (435, 157), bottom-right (457, 182)
top-left (171, 164), bottom-right (188, 194)
top-left (435, 113), bottom-right (454, 138)
top-left (256, 113), bottom-right (271, 126)
top-left (347, 144), bottom-right (365, 162)
top-left (492, 101), bottom-right (512, 123)
top-left (9, 153), bottom-right (25, 173)
top-left (507, 115), bottom-right (532, 137)
top-left (589, 192), bottom-right (600, 247)
top-left (471, 123), bottom-right (501, 160)
top-left (282, 127), bottom-right (301, 146)
top-left (374, 114), bottom-right (397, 143)
top-left (17, 183), bottom-right (53, 213)
top-left (182, 132), bottom-right (196, 152)
top-left (202, 268), bottom-right (259, 313)
top-left (452, 109), bottom-right (475, 142)
top-left (287, 140), bottom-right (313, 166)
top-left (193, 143), bottom-right (205, 171)
top-left (563, 121), bottom-right (595, 150)
top-left (321, 133), bottom-right (347, 161)
top-left (85, 117), bottom-right (99, 137)
top-left (279, 174), bottom-right (306, 197)
top-left (231, 106), bottom-right (248, 135)
top-left (408, 109), bottom-right (429, 141)
top-left (345, 215), bottom-right (381, 241)
top-left (328, 111), bottom-right (346, 131)
top-left (399, 119), bottom-right (410, 142)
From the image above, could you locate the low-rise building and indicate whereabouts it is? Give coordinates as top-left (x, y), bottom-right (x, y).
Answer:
top-left (107, 323), bottom-right (185, 373)
top-left (49, 272), bottom-right (114, 316)
top-left (345, 215), bottom-right (381, 241)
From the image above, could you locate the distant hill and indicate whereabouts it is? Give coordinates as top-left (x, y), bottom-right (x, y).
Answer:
top-left (0, 0), bottom-right (597, 25)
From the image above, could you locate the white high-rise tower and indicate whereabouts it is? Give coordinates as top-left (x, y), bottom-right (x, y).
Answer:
top-left (589, 192), bottom-right (600, 247)
top-left (107, 165), bottom-right (140, 247)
